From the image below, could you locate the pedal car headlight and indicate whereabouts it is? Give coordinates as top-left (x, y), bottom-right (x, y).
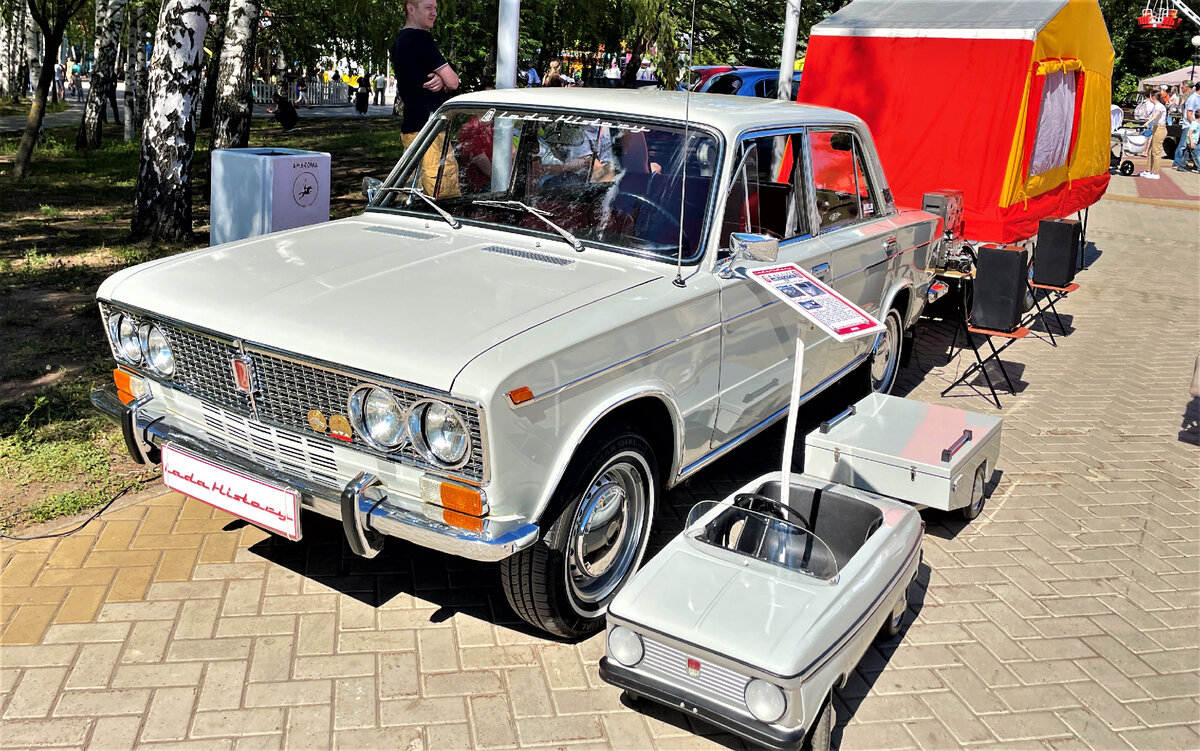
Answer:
top-left (745, 679), bottom-right (786, 723)
top-left (608, 626), bottom-right (644, 667)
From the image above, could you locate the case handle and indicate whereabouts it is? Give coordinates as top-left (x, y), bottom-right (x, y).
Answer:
top-left (941, 430), bottom-right (973, 462)
top-left (820, 405), bottom-right (856, 434)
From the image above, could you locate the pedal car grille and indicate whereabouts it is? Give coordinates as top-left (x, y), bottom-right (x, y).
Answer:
top-left (104, 305), bottom-right (486, 482)
top-left (642, 638), bottom-right (749, 706)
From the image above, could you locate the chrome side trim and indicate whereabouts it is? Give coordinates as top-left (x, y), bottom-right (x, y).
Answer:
top-left (516, 322), bottom-right (722, 407)
top-left (679, 352), bottom-right (869, 480)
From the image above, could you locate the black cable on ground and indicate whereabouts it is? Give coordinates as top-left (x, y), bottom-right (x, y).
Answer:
top-left (0, 474), bottom-right (161, 542)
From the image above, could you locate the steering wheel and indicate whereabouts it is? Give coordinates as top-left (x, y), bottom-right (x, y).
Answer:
top-left (732, 493), bottom-right (811, 531)
top-left (617, 191), bottom-right (687, 246)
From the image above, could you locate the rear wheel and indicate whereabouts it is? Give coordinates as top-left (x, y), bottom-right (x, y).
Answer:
top-left (870, 307), bottom-right (904, 394)
top-left (501, 427), bottom-right (658, 639)
top-left (960, 461), bottom-right (988, 521)
top-left (1119, 160), bottom-right (1135, 176)
top-left (880, 582), bottom-right (908, 640)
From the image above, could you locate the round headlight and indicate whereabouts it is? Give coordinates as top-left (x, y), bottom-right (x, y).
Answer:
top-left (745, 679), bottom-right (787, 723)
top-left (409, 401), bottom-right (470, 465)
top-left (140, 324), bottom-right (175, 377)
top-left (608, 626), bottom-right (644, 667)
top-left (363, 388), bottom-right (406, 448)
top-left (116, 315), bottom-right (142, 363)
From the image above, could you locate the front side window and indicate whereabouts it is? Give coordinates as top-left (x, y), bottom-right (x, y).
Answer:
top-left (373, 107), bottom-right (721, 261)
top-left (720, 132), bottom-right (809, 243)
top-left (809, 129), bottom-right (878, 232)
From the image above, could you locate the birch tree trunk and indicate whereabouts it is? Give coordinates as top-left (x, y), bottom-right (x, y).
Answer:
top-left (0, 5), bottom-right (26, 102)
top-left (133, 2), bottom-right (148, 135)
top-left (11, 29), bottom-right (62, 180)
top-left (25, 9), bottom-right (40, 97)
top-left (77, 0), bottom-right (128, 150)
top-left (131, 0), bottom-right (210, 241)
top-left (209, 0), bottom-right (257, 149)
top-left (122, 3), bottom-right (137, 141)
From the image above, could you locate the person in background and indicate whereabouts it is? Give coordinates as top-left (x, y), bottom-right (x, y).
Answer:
top-left (268, 92), bottom-right (299, 132)
top-left (52, 60), bottom-right (65, 101)
top-left (1174, 81), bottom-right (1200, 172)
top-left (524, 61), bottom-right (541, 87)
top-left (390, 0), bottom-right (460, 196)
top-left (543, 59), bottom-right (566, 87)
top-left (604, 59), bottom-right (621, 79)
top-left (1139, 91), bottom-right (1168, 180)
top-left (636, 59), bottom-right (654, 81)
top-left (295, 77), bottom-right (308, 107)
top-left (374, 71), bottom-right (387, 105)
top-left (355, 75), bottom-right (371, 115)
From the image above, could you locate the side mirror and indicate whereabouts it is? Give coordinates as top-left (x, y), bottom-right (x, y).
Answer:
top-left (362, 177), bottom-right (383, 203)
top-left (730, 232), bottom-right (779, 263)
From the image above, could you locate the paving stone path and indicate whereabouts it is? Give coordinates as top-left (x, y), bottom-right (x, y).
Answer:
top-left (1, 187), bottom-right (1197, 750)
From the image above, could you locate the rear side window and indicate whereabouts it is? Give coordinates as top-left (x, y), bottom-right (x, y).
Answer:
top-left (809, 130), bottom-right (878, 232)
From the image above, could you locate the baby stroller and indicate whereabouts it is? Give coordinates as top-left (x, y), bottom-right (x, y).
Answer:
top-left (1110, 104), bottom-right (1144, 176)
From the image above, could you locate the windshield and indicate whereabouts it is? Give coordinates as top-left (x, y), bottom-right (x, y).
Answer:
top-left (685, 500), bottom-right (839, 580)
top-left (373, 106), bottom-right (721, 261)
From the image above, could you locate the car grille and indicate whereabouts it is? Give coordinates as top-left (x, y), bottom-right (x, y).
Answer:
top-left (642, 638), bottom-right (749, 706)
top-left (103, 304), bottom-right (485, 482)
top-left (200, 402), bottom-right (342, 488)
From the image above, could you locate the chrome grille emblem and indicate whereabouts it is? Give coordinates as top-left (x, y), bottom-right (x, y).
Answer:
top-left (231, 356), bottom-right (255, 393)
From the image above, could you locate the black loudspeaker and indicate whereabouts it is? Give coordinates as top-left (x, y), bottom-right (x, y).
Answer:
top-left (1034, 218), bottom-right (1080, 287)
top-left (972, 244), bottom-right (1029, 332)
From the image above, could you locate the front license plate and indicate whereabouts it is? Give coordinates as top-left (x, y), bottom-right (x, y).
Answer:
top-left (162, 445), bottom-right (301, 540)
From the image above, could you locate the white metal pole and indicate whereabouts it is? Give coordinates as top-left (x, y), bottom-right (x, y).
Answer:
top-left (778, 0), bottom-right (801, 101)
top-left (492, 0), bottom-right (519, 191)
top-left (779, 333), bottom-right (806, 509)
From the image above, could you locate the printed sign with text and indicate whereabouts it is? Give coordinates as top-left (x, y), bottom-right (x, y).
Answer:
top-left (749, 263), bottom-right (884, 342)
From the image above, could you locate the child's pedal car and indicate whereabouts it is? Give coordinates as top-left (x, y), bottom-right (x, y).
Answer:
top-left (599, 473), bottom-right (923, 751)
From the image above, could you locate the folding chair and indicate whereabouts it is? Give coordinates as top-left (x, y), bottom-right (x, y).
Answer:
top-left (942, 305), bottom-right (1028, 410)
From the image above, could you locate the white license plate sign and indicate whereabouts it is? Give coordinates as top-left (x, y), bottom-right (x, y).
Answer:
top-left (162, 445), bottom-right (300, 540)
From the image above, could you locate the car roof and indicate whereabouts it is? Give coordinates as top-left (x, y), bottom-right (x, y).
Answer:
top-left (447, 88), bottom-right (860, 136)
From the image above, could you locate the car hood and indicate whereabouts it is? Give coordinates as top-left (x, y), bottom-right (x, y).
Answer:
top-left (98, 216), bottom-right (662, 392)
top-left (611, 544), bottom-right (827, 673)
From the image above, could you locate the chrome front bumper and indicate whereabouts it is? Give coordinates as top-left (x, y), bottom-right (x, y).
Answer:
top-left (91, 385), bottom-right (539, 562)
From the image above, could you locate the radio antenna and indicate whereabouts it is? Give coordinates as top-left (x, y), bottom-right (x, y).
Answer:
top-left (672, 0), bottom-right (699, 288)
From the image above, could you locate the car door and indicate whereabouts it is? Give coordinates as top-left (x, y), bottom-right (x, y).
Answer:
top-left (712, 129), bottom-right (837, 448)
top-left (808, 127), bottom-right (899, 368)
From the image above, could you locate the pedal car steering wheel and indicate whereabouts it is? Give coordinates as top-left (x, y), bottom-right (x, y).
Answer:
top-left (732, 493), bottom-right (811, 531)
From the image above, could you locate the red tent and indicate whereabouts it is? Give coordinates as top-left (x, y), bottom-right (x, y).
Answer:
top-left (797, 0), bottom-right (1114, 243)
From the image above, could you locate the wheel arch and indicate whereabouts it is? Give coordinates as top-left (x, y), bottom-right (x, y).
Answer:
top-left (881, 281), bottom-right (914, 328)
top-left (530, 389), bottom-right (681, 528)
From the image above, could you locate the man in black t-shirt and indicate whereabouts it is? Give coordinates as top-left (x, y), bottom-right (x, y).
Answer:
top-left (390, 0), bottom-right (460, 196)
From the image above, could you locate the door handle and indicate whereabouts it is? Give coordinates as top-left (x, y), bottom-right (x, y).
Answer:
top-left (811, 262), bottom-right (830, 281)
top-left (884, 236), bottom-right (900, 257)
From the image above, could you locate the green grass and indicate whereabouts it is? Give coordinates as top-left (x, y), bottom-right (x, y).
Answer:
top-left (0, 114), bottom-right (406, 532)
top-left (0, 99), bottom-right (69, 118)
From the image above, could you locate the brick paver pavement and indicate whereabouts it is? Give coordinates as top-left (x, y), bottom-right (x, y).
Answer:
top-left (2, 187), bottom-right (1197, 750)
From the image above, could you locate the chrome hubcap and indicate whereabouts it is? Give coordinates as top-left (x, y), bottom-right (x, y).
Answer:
top-left (970, 464), bottom-right (986, 514)
top-left (567, 454), bottom-right (649, 608)
top-left (871, 313), bottom-right (901, 392)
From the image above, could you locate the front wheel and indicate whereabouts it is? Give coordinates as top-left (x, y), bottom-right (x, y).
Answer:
top-left (802, 692), bottom-right (833, 751)
top-left (870, 307), bottom-right (904, 394)
top-left (501, 427), bottom-right (658, 639)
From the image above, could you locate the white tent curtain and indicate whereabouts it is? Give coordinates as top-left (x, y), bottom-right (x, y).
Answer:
top-left (1028, 71), bottom-right (1076, 177)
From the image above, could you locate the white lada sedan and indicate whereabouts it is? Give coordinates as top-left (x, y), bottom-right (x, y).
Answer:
top-left (92, 88), bottom-right (938, 637)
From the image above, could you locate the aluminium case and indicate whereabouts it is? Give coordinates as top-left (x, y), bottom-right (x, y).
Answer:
top-left (803, 393), bottom-right (1001, 511)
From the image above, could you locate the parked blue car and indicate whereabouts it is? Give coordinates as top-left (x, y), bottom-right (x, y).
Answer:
top-left (700, 67), bottom-right (800, 100)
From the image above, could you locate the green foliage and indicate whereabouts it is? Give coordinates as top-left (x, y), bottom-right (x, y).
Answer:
top-left (1103, 0), bottom-right (1197, 91)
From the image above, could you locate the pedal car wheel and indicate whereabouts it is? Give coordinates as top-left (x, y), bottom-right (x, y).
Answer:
top-left (802, 691), bottom-right (833, 751)
top-left (960, 462), bottom-right (988, 521)
top-left (870, 308), bottom-right (904, 394)
top-left (1119, 160), bottom-right (1135, 176)
top-left (501, 427), bottom-right (658, 639)
top-left (881, 583), bottom-right (908, 639)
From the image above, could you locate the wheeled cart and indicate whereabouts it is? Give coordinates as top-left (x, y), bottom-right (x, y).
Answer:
top-left (804, 393), bottom-right (1002, 520)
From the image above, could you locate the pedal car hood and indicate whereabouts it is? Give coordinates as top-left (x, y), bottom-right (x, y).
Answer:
top-left (611, 544), bottom-right (830, 673)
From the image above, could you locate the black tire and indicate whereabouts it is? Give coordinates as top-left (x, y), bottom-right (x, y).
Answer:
top-left (1119, 160), bottom-right (1135, 176)
top-left (960, 461), bottom-right (988, 521)
top-left (501, 427), bottom-right (658, 639)
top-left (880, 582), bottom-right (908, 640)
top-left (869, 307), bottom-right (904, 395)
top-left (802, 692), bottom-right (833, 751)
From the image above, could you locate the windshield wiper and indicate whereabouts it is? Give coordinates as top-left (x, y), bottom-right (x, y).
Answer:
top-left (471, 199), bottom-right (584, 252)
top-left (378, 186), bottom-right (460, 229)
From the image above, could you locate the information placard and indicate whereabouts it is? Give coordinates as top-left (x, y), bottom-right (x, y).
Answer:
top-left (748, 263), bottom-right (884, 342)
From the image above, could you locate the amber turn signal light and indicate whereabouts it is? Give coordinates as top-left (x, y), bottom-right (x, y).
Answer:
top-left (507, 386), bottom-right (534, 405)
top-left (443, 508), bottom-right (484, 533)
top-left (440, 482), bottom-right (484, 517)
top-left (113, 368), bottom-right (136, 405)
